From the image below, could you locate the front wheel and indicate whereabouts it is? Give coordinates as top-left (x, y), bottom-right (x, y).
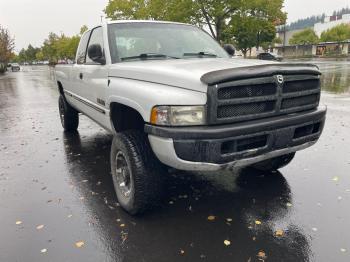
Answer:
top-left (110, 130), bottom-right (165, 215)
top-left (251, 153), bottom-right (295, 171)
top-left (58, 95), bottom-right (79, 131)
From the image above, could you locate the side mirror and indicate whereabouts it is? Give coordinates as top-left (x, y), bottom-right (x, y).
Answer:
top-left (223, 44), bottom-right (235, 56)
top-left (88, 44), bottom-right (106, 64)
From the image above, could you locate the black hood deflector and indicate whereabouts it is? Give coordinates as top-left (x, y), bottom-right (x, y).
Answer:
top-left (201, 63), bottom-right (321, 85)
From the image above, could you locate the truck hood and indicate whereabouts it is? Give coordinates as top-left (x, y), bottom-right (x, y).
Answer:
top-left (108, 58), bottom-right (276, 93)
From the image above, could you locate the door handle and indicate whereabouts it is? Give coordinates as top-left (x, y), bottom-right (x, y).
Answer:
top-left (79, 73), bottom-right (83, 79)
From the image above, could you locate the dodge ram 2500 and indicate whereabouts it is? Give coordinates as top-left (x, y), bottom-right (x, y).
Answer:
top-left (55, 20), bottom-right (326, 214)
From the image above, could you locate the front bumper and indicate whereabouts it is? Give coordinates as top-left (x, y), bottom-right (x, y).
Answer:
top-left (145, 106), bottom-right (326, 171)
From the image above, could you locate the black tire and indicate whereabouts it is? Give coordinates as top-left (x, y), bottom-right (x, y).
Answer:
top-left (58, 95), bottom-right (79, 131)
top-left (110, 130), bottom-right (165, 215)
top-left (251, 153), bottom-right (295, 171)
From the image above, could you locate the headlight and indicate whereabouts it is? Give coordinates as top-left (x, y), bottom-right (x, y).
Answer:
top-left (150, 106), bottom-right (206, 126)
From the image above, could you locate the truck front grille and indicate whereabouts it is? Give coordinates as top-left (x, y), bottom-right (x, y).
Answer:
top-left (218, 83), bottom-right (276, 99)
top-left (281, 94), bottom-right (320, 110)
top-left (217, 101), bottom-right (275, 118)
top-left (207, 74), bottom-right (321, 124)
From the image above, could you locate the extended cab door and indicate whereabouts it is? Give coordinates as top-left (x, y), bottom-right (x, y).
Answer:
top-left (64, 30), bottom-right (91, 110)
top-left (80, 27), bottom-right (110, 129)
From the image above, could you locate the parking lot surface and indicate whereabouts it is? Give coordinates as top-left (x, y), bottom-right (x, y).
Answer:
top-left (0, 61), bottom-right (350, 261)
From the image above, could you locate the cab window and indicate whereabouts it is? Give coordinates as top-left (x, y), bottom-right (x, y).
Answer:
top-left (76, 31), bottom-right (91, 64)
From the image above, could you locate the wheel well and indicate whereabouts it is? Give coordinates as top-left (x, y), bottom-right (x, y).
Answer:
top-left (110, 103), bottom-right (145, 132)
top-left (57, 81), bottom-right (64, 95)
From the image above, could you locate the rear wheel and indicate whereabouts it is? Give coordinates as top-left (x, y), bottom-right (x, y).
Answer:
top-left (110, 130), bottom-right (164, 215)
top-left (251, 153), bottom-right (295, 171)
top-left (58, 95), bottom-right (79, 131)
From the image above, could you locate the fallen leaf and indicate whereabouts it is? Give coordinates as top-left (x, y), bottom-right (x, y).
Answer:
top-left (36, 224), bottom-right (44, 230)
top-left (75, 241), bottom-right (85, 248)
top-left (207, 215), bottom-right (216, 221)
top-left (257, 250), bottom-right (267, 260)
top-left (40, 248), bottom-right (47, 253)
top-left (224, 240), bottom-right (231, 246)
top-left (255, 220), bottom-right (262, 225)
top-left (275, 229), bottom-right (284, 237)
top-left (15, 220), bottom-right (22, 225)
top-left (121, 232), bottom-right (128, 244)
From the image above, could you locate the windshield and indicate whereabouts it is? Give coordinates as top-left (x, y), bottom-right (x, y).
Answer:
top-left (108, 22), bottom-right (229, 63)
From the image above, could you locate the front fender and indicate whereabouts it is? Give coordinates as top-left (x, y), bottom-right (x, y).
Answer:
top-left (106, 77), bottom-right (207, 122)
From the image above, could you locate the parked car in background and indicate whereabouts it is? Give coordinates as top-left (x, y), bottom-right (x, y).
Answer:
top-left (11, 63), bottom-right (20, 72)
top-left (257, 52), bottom-right (283, 61)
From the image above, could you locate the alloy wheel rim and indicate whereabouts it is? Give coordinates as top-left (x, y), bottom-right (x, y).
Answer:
top-left (115, 151), bottom-right (131, 198)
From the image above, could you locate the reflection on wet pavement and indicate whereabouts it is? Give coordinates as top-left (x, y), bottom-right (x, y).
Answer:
top-left (287, 58), bottom-right (350, 94)
top-left (0, 64), bottom-right (349, 262)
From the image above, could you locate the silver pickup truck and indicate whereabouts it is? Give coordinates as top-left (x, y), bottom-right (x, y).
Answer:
top-left (55, 20), bottom-right (326, 214)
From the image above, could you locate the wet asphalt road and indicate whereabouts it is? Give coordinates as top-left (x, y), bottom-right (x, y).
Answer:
top-left (1, 61), bottom-right (350, 262)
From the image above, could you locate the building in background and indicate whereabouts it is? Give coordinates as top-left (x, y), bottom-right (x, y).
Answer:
top-left (274, 13), bottom-right (350, 57)
top-left (314, 13), bottom-right (350, 36)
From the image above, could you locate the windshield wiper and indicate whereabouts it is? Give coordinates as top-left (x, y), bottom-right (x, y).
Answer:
top-left (183, 52), bottom-right (218, 58)
top-left (121, 53), bottom-right (179, 61)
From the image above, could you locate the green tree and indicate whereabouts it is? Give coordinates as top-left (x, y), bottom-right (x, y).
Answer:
top-left (224, 15), bottom-right (257, 57)
top-left (42, 32), bottom-right (59, 63)
top-left (320, 24), bottom-right (350, 42)
top-left (289, 28), bottom-right (319, 45)
top-left (0, 25), bottom-right (15, 64)
top-left (105, 0), bottom-right (197, 26)
top-left (104, 0), bottom-right (286, 44)
top-left (17, 48), bottom-right (27, 63)
top-left (80, 25), bottom-right (88, 35)
top-left (36, 50), bottom-right (45, 61)
top-left (25, 44), bottom-right (40, 62)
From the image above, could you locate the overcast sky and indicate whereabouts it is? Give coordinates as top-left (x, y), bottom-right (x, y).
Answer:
top-left (0, 0), bottom-right (349, 51)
